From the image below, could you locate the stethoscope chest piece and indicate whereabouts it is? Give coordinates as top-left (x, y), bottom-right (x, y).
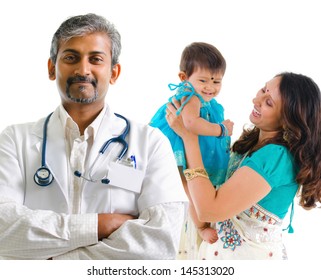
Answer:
top-left (34, 166), bottom-right (54, 187)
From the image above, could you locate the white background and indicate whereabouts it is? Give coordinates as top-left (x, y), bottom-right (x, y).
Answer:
top-left (0, 0), bottom-right (320, 265)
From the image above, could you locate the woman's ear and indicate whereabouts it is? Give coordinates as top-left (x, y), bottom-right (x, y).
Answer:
top-left (178, 71), bottom-right (187, 82)
top-left (48, 59), bottom-right (56, 80)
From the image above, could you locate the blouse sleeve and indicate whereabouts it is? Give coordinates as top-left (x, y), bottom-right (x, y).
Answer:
top-left (240, 144), bottom-right (298, 189)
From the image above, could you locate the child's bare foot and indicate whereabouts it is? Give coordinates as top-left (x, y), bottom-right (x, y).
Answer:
top-left (198, 226), bottom-right (218, 244)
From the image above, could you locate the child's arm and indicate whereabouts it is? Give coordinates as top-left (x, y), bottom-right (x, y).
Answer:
top-left (180, 95), bottom-right (233, 136)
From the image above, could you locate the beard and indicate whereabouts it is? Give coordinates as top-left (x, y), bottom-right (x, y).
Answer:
top-left (66, 75), bottom-right (98, 104)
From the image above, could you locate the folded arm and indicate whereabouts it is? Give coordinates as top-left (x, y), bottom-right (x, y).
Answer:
top-left (53, 202), bottom-right (185, 260)
top-left (0, 196), bottom-right (98, 259)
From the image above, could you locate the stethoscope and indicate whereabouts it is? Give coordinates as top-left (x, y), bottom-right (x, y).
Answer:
top-left (34, 112), bottom-right (130, 187)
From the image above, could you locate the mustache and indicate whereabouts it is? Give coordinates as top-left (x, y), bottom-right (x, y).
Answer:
top-left (66, 76), bottom-right (97, 87)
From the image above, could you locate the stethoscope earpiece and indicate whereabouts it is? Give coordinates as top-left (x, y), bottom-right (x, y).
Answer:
top-left (34, 166), bottom-right (54, 187)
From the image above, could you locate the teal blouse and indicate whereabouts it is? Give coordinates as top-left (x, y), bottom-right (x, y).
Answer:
top-left (240, 144), bottom-right (299, 219)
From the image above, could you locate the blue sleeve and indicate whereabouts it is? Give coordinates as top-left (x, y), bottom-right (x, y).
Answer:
top-left (240, 144), bottom-right (298, 189)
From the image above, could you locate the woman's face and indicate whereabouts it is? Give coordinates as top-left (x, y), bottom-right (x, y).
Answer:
top-left (250, 76), bottom-right (283, 139)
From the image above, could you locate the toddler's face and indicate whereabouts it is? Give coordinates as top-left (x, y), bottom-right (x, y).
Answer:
top-left (187, 68), bottom-right (223, 102)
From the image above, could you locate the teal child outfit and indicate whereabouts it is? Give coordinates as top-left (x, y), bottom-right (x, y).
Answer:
top-left (150, 81), bottom-right (230, 186)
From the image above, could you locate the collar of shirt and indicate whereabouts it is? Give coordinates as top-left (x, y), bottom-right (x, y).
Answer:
top-left (58, 104), bottom-right (107, 142)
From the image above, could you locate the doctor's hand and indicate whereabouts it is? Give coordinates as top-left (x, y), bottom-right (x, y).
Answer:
top-left (98, 213), bottom-right (136, 240)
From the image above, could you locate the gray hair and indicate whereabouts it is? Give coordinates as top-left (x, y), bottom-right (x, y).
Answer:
top-left (50, 13), bottom-right (121, 66)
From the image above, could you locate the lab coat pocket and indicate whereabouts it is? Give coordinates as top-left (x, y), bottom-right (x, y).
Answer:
top-left (108, 161), bottom-right (144, 193)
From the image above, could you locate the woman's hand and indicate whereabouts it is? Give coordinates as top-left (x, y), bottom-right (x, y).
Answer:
top-left (166, 98), bottom-right (193, 139)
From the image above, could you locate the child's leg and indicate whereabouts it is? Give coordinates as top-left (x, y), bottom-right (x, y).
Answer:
top-left (179, 167), bottom-right (218, 244)
top-left (197, 226), bottom-right (218, 244)
top-left (177, 167), bottom-right (200, 259)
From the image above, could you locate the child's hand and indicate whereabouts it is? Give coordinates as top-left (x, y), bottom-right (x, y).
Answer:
top-left (222, 119), bottom-right (234, 136)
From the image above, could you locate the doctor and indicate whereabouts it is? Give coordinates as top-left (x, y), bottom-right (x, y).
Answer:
top-left (0, 13), bottom-right (187, 259)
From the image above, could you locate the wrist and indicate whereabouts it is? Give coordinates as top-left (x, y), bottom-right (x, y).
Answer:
top-left (183, 167), bottom-right (209, 181)
top-left (218, 123), bottom-right (228, 138)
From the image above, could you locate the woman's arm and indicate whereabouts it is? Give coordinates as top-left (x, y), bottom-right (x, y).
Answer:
top-left (166, 101), bottom-right (271, 222)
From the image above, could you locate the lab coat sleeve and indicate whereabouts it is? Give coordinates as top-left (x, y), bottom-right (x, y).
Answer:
top-left (0, 196), bottom-right (98, 259)
top-left (53, 201), bottom-right (185, 259)
top-left (0, 125), bottom-right (100, 259)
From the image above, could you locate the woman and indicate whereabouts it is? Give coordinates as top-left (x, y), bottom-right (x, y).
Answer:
top-left (166, 72), bottom-right (321, 259)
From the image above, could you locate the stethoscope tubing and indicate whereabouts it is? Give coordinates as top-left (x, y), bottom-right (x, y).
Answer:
top-left (99, 113), bottom-right (129, 159)
top-left (34, 111), bottom-right (130, 187)
top-left (41, 112), bottom-right (53, 167)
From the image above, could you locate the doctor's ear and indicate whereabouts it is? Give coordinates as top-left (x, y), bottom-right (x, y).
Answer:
top-left (109, 63), bottom-right (121, 85)
top-left (48, 59), bottom-right (56, 80)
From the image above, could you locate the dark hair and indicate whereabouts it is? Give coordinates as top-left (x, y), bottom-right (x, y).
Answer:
top-left (50, 13), bottom-right (121, 66)
top-left (233, 72), bottom-right (321, 209)
top-left (179, 42), bottom-right (226, 77)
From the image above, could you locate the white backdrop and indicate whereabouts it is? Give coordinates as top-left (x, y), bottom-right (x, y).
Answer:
top-left (0, 0), bottom-right (320, 263)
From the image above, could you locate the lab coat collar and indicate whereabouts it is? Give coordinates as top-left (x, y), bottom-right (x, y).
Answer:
top-left (32, 108), bottom-right (69, 202)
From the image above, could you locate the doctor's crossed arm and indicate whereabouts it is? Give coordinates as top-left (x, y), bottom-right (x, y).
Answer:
top-left (0, 14), bottom-right (187, 260)
top-left (97, 213), bottom-right (136, 240)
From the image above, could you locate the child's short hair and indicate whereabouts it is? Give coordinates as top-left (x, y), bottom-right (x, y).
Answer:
top-left (179, 42), bottom-right (226, 77)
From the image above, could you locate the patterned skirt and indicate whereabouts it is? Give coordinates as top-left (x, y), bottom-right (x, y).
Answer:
top-left (199, 204), bottom-right (287, 260)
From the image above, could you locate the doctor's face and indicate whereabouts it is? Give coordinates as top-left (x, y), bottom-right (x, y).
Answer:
top-left (48, 32), bottom-right (120, 109)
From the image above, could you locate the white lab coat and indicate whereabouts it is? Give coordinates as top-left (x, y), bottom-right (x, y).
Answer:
top-left (0, 105), bottom-right (188, 259)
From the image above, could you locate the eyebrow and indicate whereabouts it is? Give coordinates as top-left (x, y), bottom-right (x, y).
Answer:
top-left (263, 83), bottom-right (271, 94)
top-left (198, 75), bottom-right (222, 81)
top-left (61, 49), bottom-right (107, 56)
top-left (264, 83), bottom-right (276, 105)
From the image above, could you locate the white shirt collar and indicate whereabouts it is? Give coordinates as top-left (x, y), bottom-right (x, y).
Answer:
top-left (58, 104), bottom-right (107, 141)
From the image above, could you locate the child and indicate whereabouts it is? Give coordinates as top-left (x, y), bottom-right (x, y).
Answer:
top-left (150, 42), bottom-right (233, 259)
